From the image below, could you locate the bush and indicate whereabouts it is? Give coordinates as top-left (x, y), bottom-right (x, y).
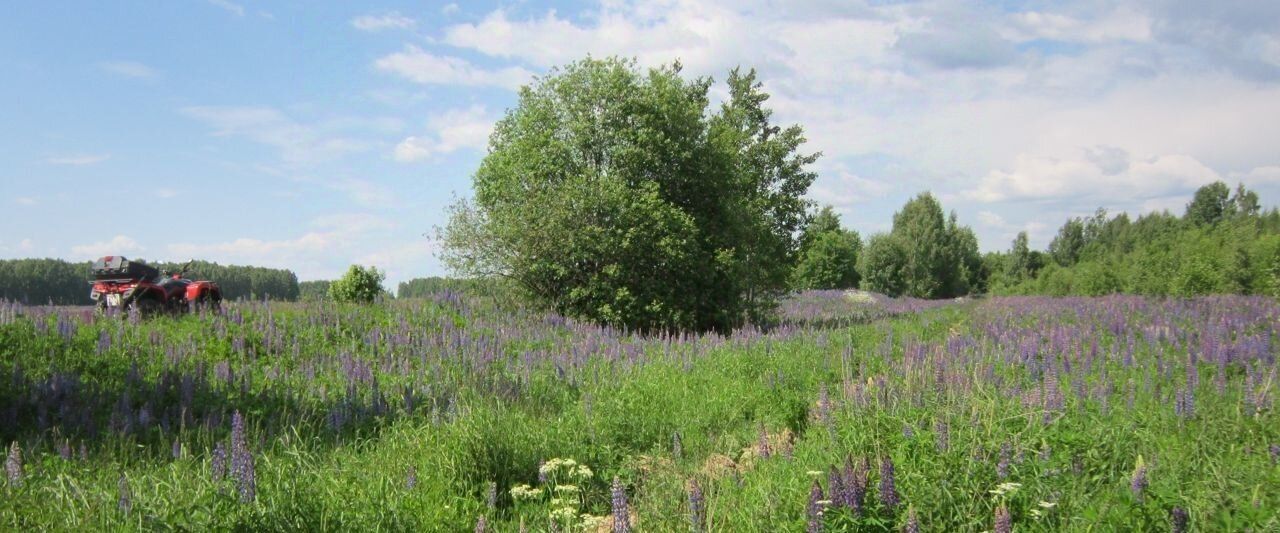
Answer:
top-left (328, 265), bottom-right (385, 304)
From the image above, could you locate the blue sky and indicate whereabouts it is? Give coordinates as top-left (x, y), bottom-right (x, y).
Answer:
top-left (3, 1), bottom-right (1280, 287)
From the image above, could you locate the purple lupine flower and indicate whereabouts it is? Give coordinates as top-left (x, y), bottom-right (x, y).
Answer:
top-left (758, 424), bottom-right (771, 459)
top-left (1130, 465), bottom-right (1148, 503)
top-left (211, 442), bottom-right (227, 482)
top-left (486, 481), bottom-right (497, 510)
top-left (879, 456), bottom-right (898, 510)
top-left (118, 474), bottom-right (132, 514)
top-left (474, 515), bottom-right (487, 533)
top-left (806, 479), bottom-right (825, 533)
top-left (934, 421), bottom-right (949, 452)
top-left (903, 506), bottom-right (920, 533)
top-left (406, 466), bottom-right (418, 489)
top-left (1270, 444), bottom-right (1279, 465)
top-left (688, 478), bottom-right (705, 533)
top-left (230, 411), bottom-right (255, 502)
top-left (827, 466), bottom-right (844, 509)
top-left (58, 439), bottom-right (72, 461)
top-left (993, 505), bottom-right (1012, 533)
top-left (1171, 507), bottom-right (1189, 533)
top-left (673, 431), bottom-right (683, 459)
top-left (5, 442), bottom-right (22, 487)
top-left (902, 424), bottom-right (914, 439)
top-left (996, 442), bottom-right (1011, 480)
top-left (172, 438), bottom-right (183, 460)
top-left (846, 456), bottom-right (868, 515)
top-left (611, 477), bottom-right (631, 533)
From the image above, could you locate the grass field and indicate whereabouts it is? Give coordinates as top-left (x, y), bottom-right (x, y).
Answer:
top-left (0, 292), bottom-right (1276, 531)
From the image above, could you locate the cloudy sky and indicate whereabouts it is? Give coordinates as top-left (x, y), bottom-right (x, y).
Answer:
top-left (3, 1), bottom-right (1279, 287)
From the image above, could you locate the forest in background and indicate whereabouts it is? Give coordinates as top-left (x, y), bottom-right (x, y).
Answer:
top-left (2, 180), bottom-right (1277, 307)
top-left (0, 259), bottom-right (299, 305)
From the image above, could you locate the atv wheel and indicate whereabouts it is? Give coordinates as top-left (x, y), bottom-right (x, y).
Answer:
top-left (195, 295), bottom-right (221, 314)
top-left (134, 297), bottom-right (162, 319)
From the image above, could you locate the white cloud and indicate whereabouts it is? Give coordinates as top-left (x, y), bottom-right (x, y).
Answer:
top-left (71, 235), bottom-right (145, 258)
top-left (329, 179), bottom-right (398, 207)
top-left (15, 197), bottom-right (36, 206)
top-left (165, 214), bottom-right (411, 281)
top-left (47, 154), bottom-right (110, 166)
top-left (97, 60), bottom-right (157, 79)
top-left (442, 4), bottom-right (459, 16)
top-left (808, 168), bottom-right (893, 208)
top-left (207, 0), bottom-right (244, 17)
top-left (374, 45), bottom-right (533, 89)
top-left (351, 12), bottom-right (416, 32)
top-left (154, 188), bottom-right (179, 199)
top-left (967, 150), bottom-right (1220, 203)
top-left (1005, 8), bottom-right (1152, 44)
top-left (182, 106), bottom-right (368, 164)
top-left (393, 105), bottom-right (495, 162)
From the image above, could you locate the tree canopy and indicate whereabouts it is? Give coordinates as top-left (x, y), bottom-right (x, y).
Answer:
top-left (328, 265), bottom-right (386, 304)
top-left (792, 206), bottom-right (861, 290)
top-left (857, 193), bottom-right (982, 298)
top-left (441, 57), bottom-right (817, 332)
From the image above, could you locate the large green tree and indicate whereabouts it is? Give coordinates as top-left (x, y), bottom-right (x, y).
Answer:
top-left (440, 58), bottom-right (818, 332)
top-left (792, 206), bottom-right (861, 290)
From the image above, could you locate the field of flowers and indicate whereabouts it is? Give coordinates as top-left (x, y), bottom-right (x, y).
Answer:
top-left (0, 291), bottom-right (1276, 531)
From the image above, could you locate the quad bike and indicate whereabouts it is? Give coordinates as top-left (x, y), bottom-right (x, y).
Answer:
top-left (89, 256), bottom-right (222, 317)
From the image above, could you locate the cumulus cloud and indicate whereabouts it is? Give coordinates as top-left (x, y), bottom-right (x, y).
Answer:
top-left (362, 0), bottom-right (1280, 248)
top-left (47, 154), bottom-right (110, 166)
top-left (165, 214), bottom-right (418, 282)
top-left (182, 106), bottom-right (369, 165)
top-left (374, 46), bottom-right (533, 89)
top-left (15, 197), bottom-right (37, 206)
top-left (207, 0), bottom-right (244, 17)
top-left (351, 12), bottom-right (415, 32)
top-left (97, 60), bottom-right (157, 79)
top-left (393, 105), bottom-right (495, 162)
top-left (968, 150), bottom-right (1220, 203)
top-left (71, 235), bottom-right (145, 258)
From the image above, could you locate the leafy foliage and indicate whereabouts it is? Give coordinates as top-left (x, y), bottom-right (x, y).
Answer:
top-left (994, 182), bottom-right (1280, 297)
top-left (792, 207), bottom-right (861, 290)
top-left (857, 194), bottom-right (982, 298)
top-left (328, 265), bottom-right (386, 304)
top-left (441, 57), bottom-right (818, 332)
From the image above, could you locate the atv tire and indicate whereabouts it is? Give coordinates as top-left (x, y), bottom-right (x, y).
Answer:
top-left (134, 297), bottom-right (162, 319)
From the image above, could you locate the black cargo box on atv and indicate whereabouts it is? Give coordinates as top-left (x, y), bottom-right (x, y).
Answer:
top-left (92, 256), bottom-right (160, 281)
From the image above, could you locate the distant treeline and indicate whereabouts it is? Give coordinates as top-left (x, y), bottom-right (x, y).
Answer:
top-left (397, 277), bottom-right (510, 299)
top-left (986, 181), bottom-right (1280, 297)
top-left (0, 258), bottom-right (300, 304)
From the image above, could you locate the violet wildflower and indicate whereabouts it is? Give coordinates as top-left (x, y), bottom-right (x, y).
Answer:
top-left (486, 481), bottom-right (497, 510)
top-left (997, 442), bottom-right (1011, 480)
top-left (611, 477), bottom-right (631, 533)
top-left (827, 466), bottom-right (845, 511)
top-left (934, 420), bottom-right (949, 452)
top-left (1130, 461), bottom-right (1148, 503)
top-left (879, 456), bottom-right (898, 510)
top-left (1171, 507), bottom-right (1189, 533)
top-left (688, 478), bottom-right (705, 532)
top-left (5, 442), bottom-right (21, 487)
top-left (211, 442), bottom-right (227, 482)
top-left (806, 479), bottom-right (825, 533)
top-left (172, 438), bottom-right (183, 460)
top-left (406, 466), bottom-right (418, 489)
top-left (993, 504), bottom-right (1012, 533)
top-left (118, 474), bottom-right (132, 514)
top-left (672, 431), bottom-right (683, 460)
top-left (1270, 444), bottom-right (1279, 465)
top-left (846, 456), bottom-right (868, 515)
top-left (230, 411), bottom-right (255, 503)
top-left (58, 440), bottom-right (72, 461)
top-left (474, 515), bottom-right (487, 533)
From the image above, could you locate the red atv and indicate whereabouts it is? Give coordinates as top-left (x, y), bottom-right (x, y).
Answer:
top-left (90, 256), bottom-right (222, 316)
